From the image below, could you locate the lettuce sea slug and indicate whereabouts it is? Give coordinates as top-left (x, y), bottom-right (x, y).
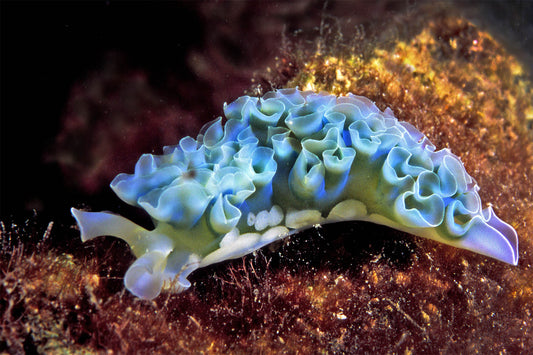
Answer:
top-left (71, 88), bottom-right (518, 300)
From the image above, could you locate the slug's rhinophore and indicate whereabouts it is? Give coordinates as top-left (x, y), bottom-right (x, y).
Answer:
top-left (72, 88), bottom-right (518, 300)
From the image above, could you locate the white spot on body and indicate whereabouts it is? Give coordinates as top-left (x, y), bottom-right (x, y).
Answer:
top-left (269, 205), bottom-right (284, 226)
top-left (285, 209), bottom-right (323, 229)
top-left (251, 205), bottom-right (285, 231)
top-left (247, 212), bottom-right (256, 226)
top-left (254, 210), bottom-right (270, 231)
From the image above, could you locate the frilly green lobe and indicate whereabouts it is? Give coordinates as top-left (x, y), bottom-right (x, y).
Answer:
top-left (72, 88), bottom-right (518, 300)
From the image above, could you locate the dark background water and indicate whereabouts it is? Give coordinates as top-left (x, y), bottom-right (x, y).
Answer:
top-left (1, 0), bottom-right (532, 221)
top-left (1, 2), bottom-right (206, 219)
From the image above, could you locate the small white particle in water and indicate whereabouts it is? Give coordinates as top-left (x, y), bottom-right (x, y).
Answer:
top-left (334, 311), bottom-right (347, 320)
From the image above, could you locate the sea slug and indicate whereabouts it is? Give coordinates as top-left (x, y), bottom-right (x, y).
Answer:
top-left (71, 88), bottom-right (518, 300)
